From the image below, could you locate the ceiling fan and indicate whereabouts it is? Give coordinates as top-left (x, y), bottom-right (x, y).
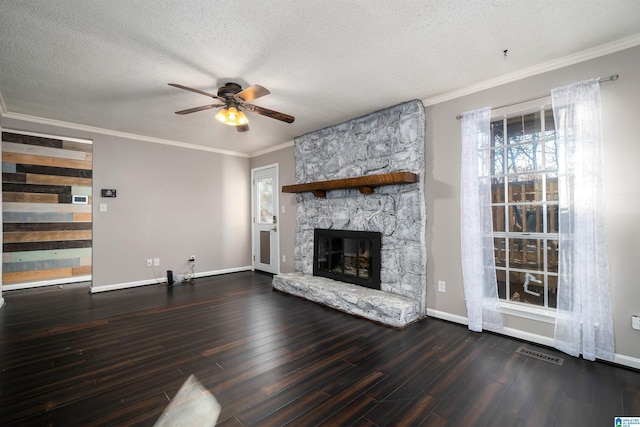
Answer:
top-left (168, 82), bottom-right (295, 132)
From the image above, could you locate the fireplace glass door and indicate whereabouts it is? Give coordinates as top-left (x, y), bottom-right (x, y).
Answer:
top-left (314, 229), bottom-right (381, 289)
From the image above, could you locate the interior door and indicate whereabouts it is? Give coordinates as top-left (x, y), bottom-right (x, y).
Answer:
top-left (252, 165), bottom-right (279, 274)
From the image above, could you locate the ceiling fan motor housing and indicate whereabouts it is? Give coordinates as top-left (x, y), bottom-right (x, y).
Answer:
top-left (218, 82), bottom-right (242, 98)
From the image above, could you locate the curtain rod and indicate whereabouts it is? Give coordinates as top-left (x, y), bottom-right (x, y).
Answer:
top-left (455, 74), bottom-right (619, 120)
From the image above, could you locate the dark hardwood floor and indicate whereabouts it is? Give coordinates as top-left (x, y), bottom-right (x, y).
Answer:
top-left (1, 271), bottom-right (638, 426)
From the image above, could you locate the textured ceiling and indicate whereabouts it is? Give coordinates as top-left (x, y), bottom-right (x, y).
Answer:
top-left (1, 1), bottom-right (640, 156)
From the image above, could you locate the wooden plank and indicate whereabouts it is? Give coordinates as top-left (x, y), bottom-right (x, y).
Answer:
top-left (3, 258), bottom-right (81, 273)
top-left (3, 212), bottom-right (74, 223)
top-left (71, 186), bottom-right (92, 196)
top-left (3, 202), bottom-right (91, 213)
top-left (3, 192), bottom-right (59, 203)
top-left (2, 161), bottom-right (17, 173)
top-left (3, 230), bottom-right (92, 243)
top-left (3, 222), bottom-right (92, 232)
top-left (282, 172), bottom-right (418, 196)
top-left (58, 194), bottom-right (72, 204)
top-left (78, 256), bottom-right (92, 266)
top-left (3, 267), bottom-right (73, 283)
top-left (17, 164), bottom-right (92, 178)
top-left (2, 131), bottom-right (63, 148)
top-left (72, 212), bottom-right (92, 222)
top-left (26, 173), bottom-right (92, 187)
top-left (2, 172), bottom-right (27, 183)
top-left (3, 240), bottom-right (92, 252)
top-left (63, 140), bottom-right (93, 153)
top-left (2, 152), bottom-right (92, 170)
top-left (8, 248), bottom-right (92, 262)
top-left (3, 183), bottom-right (71, 194)
top-left (2, 141), bottom-right (88, 161)
top-left (72, 265), bottom-right (92, 275)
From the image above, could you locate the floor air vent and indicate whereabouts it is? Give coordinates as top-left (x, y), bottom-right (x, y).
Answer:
top-left (516, 346), bottom-right (565, 366)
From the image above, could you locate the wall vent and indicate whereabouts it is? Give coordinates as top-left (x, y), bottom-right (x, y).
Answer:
top-left (516, 346), bottom-right (565, 366)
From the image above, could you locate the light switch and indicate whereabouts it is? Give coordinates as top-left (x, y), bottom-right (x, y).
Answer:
top-left (100, 203), bottom-right (107, 212)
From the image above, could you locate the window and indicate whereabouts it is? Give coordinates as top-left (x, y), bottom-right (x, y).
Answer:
top-left (488, 108), bottom-right (558, 309)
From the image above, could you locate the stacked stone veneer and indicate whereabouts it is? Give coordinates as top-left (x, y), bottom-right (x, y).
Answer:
top-left (272, 100), bottom-right (426, 327)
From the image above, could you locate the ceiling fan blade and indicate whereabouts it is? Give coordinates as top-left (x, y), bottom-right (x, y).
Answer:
top-left (246, 104), bottom-right (295, 123)
top-left (168, 83), bottom-right (224, 101)
top-left (236, 84), bottom-right (270, 103)
top-left (236, 124), bottom-right (250, 132)
top-left (174, 104), bottom-right (223, 115)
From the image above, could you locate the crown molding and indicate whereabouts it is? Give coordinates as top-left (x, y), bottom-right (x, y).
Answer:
top-left (0, 111), bottom-right (251, 158)
top-left (422, 32), bottom-right (640, 107)
top-left (250, 139), bottom-right (294, 157)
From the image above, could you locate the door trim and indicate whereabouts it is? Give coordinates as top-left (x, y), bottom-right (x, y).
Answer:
top-left (251, 163), bottom-right (280, 274)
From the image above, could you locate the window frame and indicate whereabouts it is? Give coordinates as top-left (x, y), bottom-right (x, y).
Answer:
top-left (487, 101), bottom-right (558, 321)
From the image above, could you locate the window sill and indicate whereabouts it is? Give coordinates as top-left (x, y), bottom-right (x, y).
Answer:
top-left (498, 301), bottom-right (556, 324)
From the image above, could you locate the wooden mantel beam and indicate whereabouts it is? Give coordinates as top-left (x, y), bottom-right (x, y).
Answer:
top-left (282, 172), bottom-right (418, 197)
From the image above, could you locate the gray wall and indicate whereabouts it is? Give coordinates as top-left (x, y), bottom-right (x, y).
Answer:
top-left (250, 144), bottom-right (296, 274)
top-left (426, 45), bottom-right (640, 362)
top-left (0, 116), bottom-right (252, 290)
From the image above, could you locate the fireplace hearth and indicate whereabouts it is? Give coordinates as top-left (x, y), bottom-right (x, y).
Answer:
top-left (313, 229), bottom-right (381, 290)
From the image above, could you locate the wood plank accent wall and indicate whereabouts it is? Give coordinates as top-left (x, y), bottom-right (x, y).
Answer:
top-left (2, 131), bottom-right (92, 285)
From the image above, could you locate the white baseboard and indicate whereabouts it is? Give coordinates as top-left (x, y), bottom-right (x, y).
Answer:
top-left (192, 266), bottom-right (252, 279)
top-left (2, 275), bottom-right (92, 291)
top-left (90, 277), bottom-right (161, 293)
top-left (426, 308), bottom-right (640, 371)
top-left (426, 308), bottom-right (468, 325)
top-left (90, 266), bottom-right (252, 294)
top-left (613, 354), bottom-right (640, 370)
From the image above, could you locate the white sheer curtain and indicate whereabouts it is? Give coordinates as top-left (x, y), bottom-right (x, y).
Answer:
top-left (552, 78), bottom-right (615, 361)
top-left (460, 107), bottom-right (504, 332)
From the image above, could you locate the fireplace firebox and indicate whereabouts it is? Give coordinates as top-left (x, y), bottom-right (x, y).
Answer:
top-left (313, 229), bottom-right (381, 290)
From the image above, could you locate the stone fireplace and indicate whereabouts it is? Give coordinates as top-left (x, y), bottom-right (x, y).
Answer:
top-left (272, 100), bottom-right (426, 327)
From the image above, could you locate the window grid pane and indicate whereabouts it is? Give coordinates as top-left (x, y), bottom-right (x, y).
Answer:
top-left (489, 108), bottom-right (557, 309)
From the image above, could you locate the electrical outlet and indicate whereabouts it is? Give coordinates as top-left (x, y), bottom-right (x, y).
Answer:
top-left (282, 255), bottom-right (286, 263)
top-left (153, 258), bottom-right (160, 266)
top-left (146, 258), bottom-right (153, 267)
top-left (189, 255), bottom-right (195, 262)
top-left (438, 280), bottom-right (446, 293)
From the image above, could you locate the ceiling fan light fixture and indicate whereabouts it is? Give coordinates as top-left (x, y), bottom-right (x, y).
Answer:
top-left (215, 106), bottom-right (249, 126)
top-left (215, 108), bottom-right (229, 123)
top-left (227, 107), bottom-right (238, 121)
